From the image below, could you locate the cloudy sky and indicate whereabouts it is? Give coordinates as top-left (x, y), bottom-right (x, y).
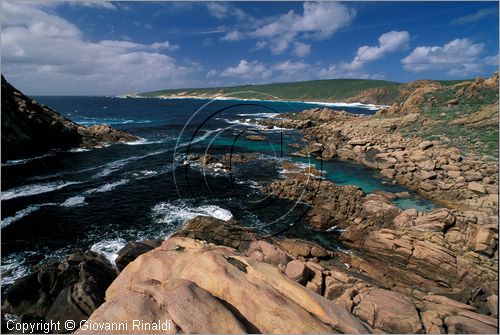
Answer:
top-left (1, 1), bottom-right (498, 95)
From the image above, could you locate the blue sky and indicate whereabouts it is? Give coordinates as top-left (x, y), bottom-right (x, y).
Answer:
top-left (2, 1), bottom-right (498, 95)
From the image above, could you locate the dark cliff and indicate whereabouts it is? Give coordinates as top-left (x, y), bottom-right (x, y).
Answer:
top-left (1, 75), bottom-right (137, 162)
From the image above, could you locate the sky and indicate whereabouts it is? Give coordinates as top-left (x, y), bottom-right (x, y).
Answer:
top-left (1, 1), bottom-right (499, 95)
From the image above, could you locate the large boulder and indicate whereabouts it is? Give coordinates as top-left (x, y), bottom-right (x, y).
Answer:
top-left (79, 237), bottom-right (370, 334)
top-left (2, 251), bottom-right (116, 331)
top-left (115, 239), bottom-right (163, 272)
top-left (352, 289), bottom-right (424, 333)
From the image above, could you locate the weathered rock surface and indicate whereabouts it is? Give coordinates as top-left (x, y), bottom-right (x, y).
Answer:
top-left (77, 213), bottom-right (498, 334)
top-left (1, 75), bottom-right (137, 161)
top-left (263, 177), bottom-right (365, 230)
top-left (115, 239), bottom-right (163, 272)
top-left (2, 251), bottom-right (116, 332)
top-left (80, 237), bottom-right (370, 334)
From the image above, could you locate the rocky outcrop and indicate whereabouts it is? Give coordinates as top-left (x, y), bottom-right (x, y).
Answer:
top-left (115, 239), bottom-right (163, 272)
top-left (79, 236), bottom-right (370, 334)
top-left (260, 170), bottom-right (498, 321)
top-left (5, 207), bottom-right (496, 334)
top-left (75, 213), bottom-right (497, 334)
top-left (2, 251), bottom-right (116, 332)
top-left (263, 177), bottom-right (365, 230)
top-left (260, 106), bottom-right (499, 215)
top-left (1, 75), bottom-right (137, 161)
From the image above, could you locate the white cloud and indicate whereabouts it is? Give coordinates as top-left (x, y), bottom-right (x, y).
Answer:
top-left (221, 30), bottom-right (242, 41)
top-left (206, 69), bottom-right (218, 77)
top-left (218, 59), bottom-right (383, 84)
top-left (272, 60), bottom-right (308, 72)
top-left (346, 31), bottom-right (409, 70)
top-left (221, 60), bottom-right (272, 80)
top-left (1, 1), bottom-right (193, 95)
top-left (450, 7), bottom-right (498, 25)
top-left (483, 54), bottom-right (498, 67)
top-left (317, 64), bottom-right (384, 80)
top-left (218, 2), bottom-right (355, 56)
top-left (292, 42), bottom-right (311, 57)
top-left (71, 1), bottom-right (117, 10)
top-left (207, 2), bottom-right (247, 21)
top-left (401, 38), bottom-right (486, 76)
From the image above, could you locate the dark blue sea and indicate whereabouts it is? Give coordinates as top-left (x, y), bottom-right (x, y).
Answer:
top-left (1, 96), bottom-right (436, 288)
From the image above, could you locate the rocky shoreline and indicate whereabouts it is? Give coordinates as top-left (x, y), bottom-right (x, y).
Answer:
top-left (261, 107), bottom-right (498, 215)
top-left (2, 75), bottom-right (498, 334)
top-left (3, 157), bottom-right (498, 333)
top-left (4, 200), bottom-right (497, 333)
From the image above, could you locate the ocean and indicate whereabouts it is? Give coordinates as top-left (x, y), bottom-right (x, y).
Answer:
top-left (1, 96), bottom-right (436, 289)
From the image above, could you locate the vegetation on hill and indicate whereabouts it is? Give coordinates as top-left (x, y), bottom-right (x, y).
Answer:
top-left (377, 74), bottom-right (499, 160)
top-left (139, 79), bottom-right (401, 102)
top-left (140, 75), bottom-right (497, 159)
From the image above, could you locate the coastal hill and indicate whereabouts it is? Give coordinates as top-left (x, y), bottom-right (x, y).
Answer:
top-left (1, 75), bottom-right (137, 162)
top-left (137, 78), bottom-right (465, 104)
top-left (137, 78), bottom-right (401, 102)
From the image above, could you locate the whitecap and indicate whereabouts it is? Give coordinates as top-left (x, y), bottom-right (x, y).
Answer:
top-left (2, 153), bottom-right (54, 166)
top-left (124, 137), bottom-right (149, 145)
top-left (61, 196), bottom-right (87, 207)
top-left (91, 149), bottom-right (171, 178)
top-left (84, 179), bottom-right (130, 195)
top-left (68, 148), bottom-right (92, 153)
top-left (305, 101), bottom-right (385, 111)
top-left (2, 202), bottom-right (59, 228)
top-left (90, 238), bottom-right (127, 265)
top-left (124, 138), bottom-right (168, 146)
top-left (222, 118), bottom-right (266, 129)
top-left (236, 112), bottom-right (280, 118)
top-left (1, 253), bottom-right (32, 286)
top-left (151, 201), bottom-right (233, 228)
top-left (78, 118), bottom-right (153, 126)
top-left (179, 128), bottom-right (225, 147)
top-left (1, 181), bottom-right (79, 201)
top-left (131, 170), bottom-right (158, 179)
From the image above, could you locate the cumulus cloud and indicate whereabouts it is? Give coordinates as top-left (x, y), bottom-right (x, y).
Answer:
top-left (1, 1), bottom-right (192, 95)
top-left (221, 60), bottom-right (272, 80)
top-left (317, 64), bottom-right (385, 80)
top-left (216, 2), bottom-right (355, 56)
top-left (207, 2), bottom-right (247, 21)
top-left (292, 42), bottom-right (311, 57)
top-left (401, 38), bottom-right (487, 76)
top-left (221, 30), bottom-right (243, 41)
top-left (483, 54), bottom-right (499, 67)
top-left (219, 59), bottom-right (383, 84)
top-left (346, 31), bottom-right (409, 70)
top-left (206, 69), bottom-right (218, 77)
top-left (450, 7), bottom-right (498, 25)
top-left (70, 1), bottom-right (117, 10)
top-left (272, 60), bottom-right (309, 72)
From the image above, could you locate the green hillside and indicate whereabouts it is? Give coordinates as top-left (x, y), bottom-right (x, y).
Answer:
top-left (138, 79), bottom-right (401, 102)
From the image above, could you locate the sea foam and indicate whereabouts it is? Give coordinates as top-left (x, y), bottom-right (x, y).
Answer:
top-left (151, 201), bottom-right (233, 228)
top-left (90, 238), bottom-right (127, 265)
top-left (1, 181), bottom-right (79, 201)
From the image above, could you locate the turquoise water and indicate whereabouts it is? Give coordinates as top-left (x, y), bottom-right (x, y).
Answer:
top-left (212, 130), bottom-right (437, 212)
top-left (296, 157), bottom-right (436, 211)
